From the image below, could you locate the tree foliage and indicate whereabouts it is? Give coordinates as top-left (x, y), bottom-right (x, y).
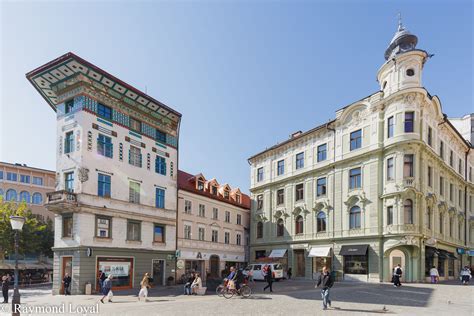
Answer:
top-left (0, 197), bottom-right (54, 258)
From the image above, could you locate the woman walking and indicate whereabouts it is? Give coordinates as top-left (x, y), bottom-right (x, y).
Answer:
top-left (100, 275), bottom-right (113, 304)
top-left (138, 273), bottom-right (151, 301)
top-left (460, 266), bottom-right (471, 285)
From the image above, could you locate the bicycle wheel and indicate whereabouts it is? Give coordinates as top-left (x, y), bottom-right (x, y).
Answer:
top-left (216, 285), bottom-right (224, 297)
top-left (240, 285), bottom-right (252, 298)
top-left (223, 288), bottom-right (235, 299)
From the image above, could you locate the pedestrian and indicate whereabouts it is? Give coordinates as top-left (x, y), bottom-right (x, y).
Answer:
top-left (287, 268), bottom-right (292, 280)
top-left (184, 273), bottom-right (195, 295)
top-left (100, 275), bottom-right (113, 303)
top-left (138, 273), bottom-right (151, 301)
top-left (2, 274), bottom-right (10, 303)
top-left (62, 273), bottom-right (72, 295)
top-left (460, 266), bottom-right (471, 285)
top-left (263, 265), bottom-right (273, 293)
top-left (429, 266), bottom-right (439, 284)
top-left (316, 266), bottom-right (334, 311)
top-left (191, 273), bottom-right (202, 295)
top-left (393, 264), bottom-right (402, 287)
top-left (98, 270), bottom-right (106, 293)
top-left (248, 269), bottom-right (254, 283)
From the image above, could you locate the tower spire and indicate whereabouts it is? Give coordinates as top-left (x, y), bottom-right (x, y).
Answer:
top-left (397, 12), bottom-right (404, 31)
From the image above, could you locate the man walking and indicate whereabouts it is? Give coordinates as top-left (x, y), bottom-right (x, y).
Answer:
top-left (98, 270), bottom-right (106, 293)
top-left (263, 265), bottom-right (273, 293)
top-left (62, 273), bottom-right (72, 295)
top-left (316, 266), bottom-right (334, 310)
top-left (393, 264), bottom-right (402, 287)
top-left (2, 274), bottom-right (10, 303)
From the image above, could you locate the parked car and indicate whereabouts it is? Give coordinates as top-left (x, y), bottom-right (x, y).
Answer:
top-left (244, 263), bottom-right (284, 281)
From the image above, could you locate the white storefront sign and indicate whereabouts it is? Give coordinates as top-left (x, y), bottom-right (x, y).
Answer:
top-left (179, 250), bottom-right (245, 262)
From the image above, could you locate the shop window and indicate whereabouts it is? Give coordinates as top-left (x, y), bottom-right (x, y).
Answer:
top-left (343, 255), bottom-right (368, 274)
top-left (97, 257), bottom-right (133, 288)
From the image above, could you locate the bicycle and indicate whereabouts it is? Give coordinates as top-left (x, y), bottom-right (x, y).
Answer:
top-left (220, 279), bottom-right (252, 299)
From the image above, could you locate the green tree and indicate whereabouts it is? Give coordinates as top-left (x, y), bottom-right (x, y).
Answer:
top-left (0, 197), bottom-right (53, 259)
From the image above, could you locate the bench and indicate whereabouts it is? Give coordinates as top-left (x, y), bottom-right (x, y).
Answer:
top-left (195, 287), bottom-right (207, 295)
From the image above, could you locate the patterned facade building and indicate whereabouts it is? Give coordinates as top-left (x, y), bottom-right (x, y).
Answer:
top-left (27, 53), bottom-right (181, 294)
top-left (248, 23), bottom-right (474, 282)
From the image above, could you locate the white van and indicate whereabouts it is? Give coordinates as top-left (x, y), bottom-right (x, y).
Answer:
top-left (244, 263), bottom-right (284, 281)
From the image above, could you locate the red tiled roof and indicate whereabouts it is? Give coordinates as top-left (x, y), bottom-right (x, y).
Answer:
top-left (178, 170), bottom-right (251, 209)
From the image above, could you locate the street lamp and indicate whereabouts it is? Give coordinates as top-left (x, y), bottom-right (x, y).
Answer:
top-left (10, 216), bottom-right (25, 316)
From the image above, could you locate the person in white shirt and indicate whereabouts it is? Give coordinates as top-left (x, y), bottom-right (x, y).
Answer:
top-left (429, 266), bottom-right (439, 284)
top-left (460, 266), bottom-right (471, 285)
top-left (191, 273), bottom-right (202, 295)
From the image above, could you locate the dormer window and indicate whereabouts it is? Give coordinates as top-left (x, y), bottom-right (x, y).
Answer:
top-left (212, 186), bottom-right (217, 195)
top-left (236, 194), bottom-right (241, 203)
top-left (197, 181), bottom-right (204, 191)
top-left (224, 191), bottom-right (229, 199)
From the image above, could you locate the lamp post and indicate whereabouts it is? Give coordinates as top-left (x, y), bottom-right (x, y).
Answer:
top-left (10, 216), bottom-right (25, 316)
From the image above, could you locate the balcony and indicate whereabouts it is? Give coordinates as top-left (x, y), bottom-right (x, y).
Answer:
top-left (403, 177), bottom-right (415, 187)
top-left (45, 190), bottom-right (78, 212)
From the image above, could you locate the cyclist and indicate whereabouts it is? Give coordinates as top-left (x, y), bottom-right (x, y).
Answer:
top-left (234, 268), bottom-right (245, 293)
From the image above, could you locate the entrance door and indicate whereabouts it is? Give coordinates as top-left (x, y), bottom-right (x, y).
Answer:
top-left (61, 256), bottom-right (72, 294)
top-left (210, 255), bottom-right (220, 278)
top-left (295, 250), bottom-right (305, 277)
top-left (152, 259), bottom-right (165, 286)
top-left (389, 249), bottom-right (406, 281)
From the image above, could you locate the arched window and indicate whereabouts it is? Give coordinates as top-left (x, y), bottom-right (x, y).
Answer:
top-left (349, 206), bottom-right (361, 229)
top-left (5, 189), bottom-right (17, 201)
top-left (32, 193), bottom-right (43, 205)
top-left (256, 222), bottom-right (263, 239)
top-left (276, 219), bottom-right (284, 237)
top-left (427, 207), bottom-right (432, 230)
top-left (317, 212), bottom-right (326, 232)
top-left (19, 191), bottom-right (30, 203)
top-left (404, 199), bottom-right (413, 224)
top-left (295, 215), bottom-right (303, 234)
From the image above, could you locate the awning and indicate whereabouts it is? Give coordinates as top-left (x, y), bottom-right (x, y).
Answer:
top-left (269, 249), bottom-right (287, 258)
top-left (339, 244), bottom-right (369, 256)
top-left (437, 249), bottom-right (457, 260)
top-left (308, 247), bottom-right (332, 257)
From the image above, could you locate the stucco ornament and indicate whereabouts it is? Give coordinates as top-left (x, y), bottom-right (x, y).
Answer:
top-left (400, 235), bottom-right (419, 247)
top-left (78, 167), bottom-right (89, 183)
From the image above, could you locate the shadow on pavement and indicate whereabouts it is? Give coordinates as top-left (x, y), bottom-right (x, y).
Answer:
top-left (331, 306), bottom-right (394, 314)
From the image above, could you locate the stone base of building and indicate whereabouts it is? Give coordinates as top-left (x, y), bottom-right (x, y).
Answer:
top-left (52, 246), bottom-right (175, 295)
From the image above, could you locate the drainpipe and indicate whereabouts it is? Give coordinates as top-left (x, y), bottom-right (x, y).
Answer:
top-left (326, 122), bottom-right (336, 273)
top-left (175, 118), bottom-right (182, 285)
top-left (463, 148), bottom-right (469, 267)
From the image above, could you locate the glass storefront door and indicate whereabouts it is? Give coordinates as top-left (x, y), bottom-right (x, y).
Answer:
top-left (97, 257), bottom-right (133, 289)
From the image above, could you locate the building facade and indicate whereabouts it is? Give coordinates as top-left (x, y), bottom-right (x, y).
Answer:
top-left (177, 171), bottom-right (250, 282)
top-left (450, 113), bottom-right (474, 145)
top-left (248, 22), bottom-right (474, 283)
top-left (27, 53), bottom-right (181, 294)
top-left (0, 161), bottom-right (55, 222)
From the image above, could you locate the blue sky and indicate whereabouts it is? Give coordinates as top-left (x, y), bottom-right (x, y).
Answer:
top-left (0, 0), bottom-right (472, 192)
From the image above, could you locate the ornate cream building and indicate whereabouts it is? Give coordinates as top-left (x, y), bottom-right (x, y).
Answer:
top-left (177, 171), bottom-right (250, 282)
top-left (248, 22), bottom-right (474, 282)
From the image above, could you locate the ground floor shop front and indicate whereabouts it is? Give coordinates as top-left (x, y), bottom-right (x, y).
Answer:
top-left (250, 236), bottom-right (470, 283)
top-left (52, 246), bottom-right (175, 295)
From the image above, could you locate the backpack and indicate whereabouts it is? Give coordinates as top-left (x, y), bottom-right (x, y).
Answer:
top-left (396, 267), bottom-right (402, 275)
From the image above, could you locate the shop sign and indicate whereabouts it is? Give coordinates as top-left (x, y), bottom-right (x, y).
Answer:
top-left (196, 252), bottom-right (202, 259)
top-left (101, 262), bottom-right (130, 277)
top-left (468, 250), bottom-right (474, 257)
top-left (456, 248), bottom-right (465, 255)
top-left (177, 260), bottom-right (185, 270)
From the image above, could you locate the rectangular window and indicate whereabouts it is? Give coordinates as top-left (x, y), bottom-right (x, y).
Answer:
top-left (185, 200), bottom-right (192, 214)
top-left (65, 99), bottom-right (74, 114)
top-left (0, 171), bottom-right (3, 180)
top-left (97, 103), bottom-right (112, 120)
top-left (450, 183), bottom-right (454, 201)
top-left (20, 175), bottom-right (30, 184)
top-left (458, 159), bottom-right (462, 174)
top-left (459, 190), bottom-right (462, 207)
top-left (96, 216), bottom-right (111, 238)
top-left (198, 227), bottom-right (205, 241)
top-left (387, 158), bottom-right (394, 181)
top-left (154, 225), bottom-right (165, 243)
top-left (184, 225), bottom-right (191, 239)
top-left (6, 172), bottom-right (17, 182)
top-left (236, 233), bottom-right (242, 246)
top-left (439, 141), bottom-right (444, 160)
top-left (277, 160), bottom-right (285, 176)
top-left (199, 204), bottom-right (205, 217)
top-left (296, 152), bottom-right (304, 169)
top-left (156, 188), bottom-right (165, 209)
top-left (295, 183), bottom-right (304, 201)
top-left (225, 211), bottom-right (231, 223)
top-left (129, 146), bottom-right (142, 167)
top-left (32, 176), bottom-right (43, 185)
top-left (316, 178), bottom-right (327, 197)
top-left (129, 181), bottom-right (140, 204)
top-left (317, 144), bottom-right (327, 162)
top-left (403, 154), bottom-right (414, 178)
top-left (98, 173), bottom-right (111, 197)
top-left (349, 167), bottom-right (362, 189)
top-left (404, 112), bottom-right (414, 132)
top-left (155, 130), bottom-right (167, 143)
top-left (257, 167), bottom-right (264, 182)
top-left (127, 220), bottom-right (141, 241)
top-left (213, 207), bottom-right (218, 220)
top-left (449, 150), bottom-right (454, 167)
top-left (257, 195), bottom-right (263, 210)
top-left (65, 172), bottom-right (74, 192)
top-left (440, 214), bottom-right (444, 234)
top-left (277, 189), bottom-right (285, 205)
top-left (428, 166), bottom-right (433, 187)
top-left (237, 214), bottom-right (242, 225)
top-left (387, 116), bottom-right (394, 138)
top-left (62, 214), bottom-right (73, 238)
top-left (64, 131), bottom-right (74, 154)
top-left (350, 129), bottom-right (362, 151)
top-left (440, 177), bottom-right (444, 195)
top-left (129, 117), bottom-right (141, 133)
top-left (224, 232), bottom-right (230, 244)
top-left (97, 134), bottom-right (113, 158)
top-left (155, 156), bottom-right (166, 175)
top-left (387, 206), bottom-right (393, 225)
top-left (427, 127), bottom-right (432, 146)
top-left (212, 230), bottom-right (218, 243)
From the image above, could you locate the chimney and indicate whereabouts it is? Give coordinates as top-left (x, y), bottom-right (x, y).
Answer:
top-left (290, 131), bottom-right (303, 139)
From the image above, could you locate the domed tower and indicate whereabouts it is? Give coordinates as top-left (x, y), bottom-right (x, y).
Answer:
top-left (377, 16), bottom-right (429, 97)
